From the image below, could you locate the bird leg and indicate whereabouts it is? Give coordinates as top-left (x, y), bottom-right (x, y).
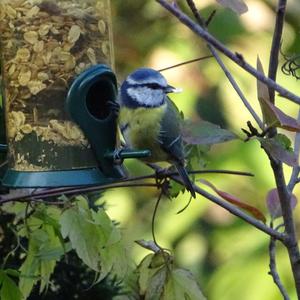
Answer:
top-left (147, 163), bottom-right (168, 184)
top-left (146, 163), bottom-right (173, 195)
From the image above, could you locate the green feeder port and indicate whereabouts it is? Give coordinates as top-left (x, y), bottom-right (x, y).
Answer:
top-left (66, 64), bottom-right (151, 178)
top-left (0, 0), bottom-right (150, 188)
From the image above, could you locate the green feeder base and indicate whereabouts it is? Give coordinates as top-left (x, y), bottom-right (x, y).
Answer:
top-left (2, 168), bottom-right (121, 188)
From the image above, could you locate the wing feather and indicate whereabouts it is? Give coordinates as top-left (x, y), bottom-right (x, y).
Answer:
top-left (158, 97), bottom-right (185, 163)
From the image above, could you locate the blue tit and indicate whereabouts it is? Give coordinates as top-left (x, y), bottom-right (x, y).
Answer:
top-left (119, 68), bottom-right (196, 198)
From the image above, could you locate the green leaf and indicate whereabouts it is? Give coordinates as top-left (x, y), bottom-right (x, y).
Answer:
top-left (37, 225), bottom-right (63, 293)
top-left (60, 205), bottom-right (102, 271)
top-left (93, 208), bottom-right (129, 280)
top-left (185, 144), bottom-right (209, 173)
top-left (34, 206), bottom-right (65, 248)
top-left (168, 180), bottom-right (185, 198)
top-left (150, 252), bottom-right (167, 269)
top-left (182, 120), bottom-right (237, 145)
top-left (92, 209), bottom-right (121, 245)
top-left (0, 273), bottom-right (23, 300)
top-left (137, 252), bottom-right (172, 299)
top-left (100, 240), bottom-right (129, 281)
top-left (2, 202), bottom-right (30, 223)
top-left (4, 269), bottom-right (20, 279)
top-left (145, 267), bottom-right (167, 300)
top-left (137, 253), bottom-right (167, 297)
top-left (162, 268), bottom-right (206, 300)
top-left (259, 134), bottom-right (298, 166)
top-left (60, 198), bottom-right (129, 280)
top-left (216, 0), bottom-right (248, 14)
top-left (19, 236), bottom-right (40, 299)
top-left (138, 254), bottom-right (155, 296)
top-left (19, 207), bottom-right (65, 297)
top-left (39, 260), bottom-right (56, 294)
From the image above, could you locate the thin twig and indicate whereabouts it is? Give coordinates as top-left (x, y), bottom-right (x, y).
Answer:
top-left (151, 187), bottom-right (164, 248)
top-left (158, 55), bottom-right (213, 72)
top-left (185, 0), bottom-right (205, 26)
top-left (268, 0), bottom-right (287, 103)
top-left (0, 165), bottom-right (280, 240)
top-left (209, 45), bottom-right (264, 129)
top-left (148, 163), bottom-right (285, 242)
top-left (266, 0), bottom-right (300, 296)
top-left (156, 0), bottom-right (300, 105)
top-left (0, 160), bottom-right (8, 169)
top-left (0, 169), bottom-right (253, 205)
top-left (270, 156), bottom-right (300, 294)
top-left (0, 166), bottom-right (284, 242)
top-left (269, 222), bottom-right (290, 300)
top-left (185, 0), bottom-right (263, 129)
top-left (205, 10), bottom-right (216, 27)
top-left (0, 183), bottom-right (159, 205)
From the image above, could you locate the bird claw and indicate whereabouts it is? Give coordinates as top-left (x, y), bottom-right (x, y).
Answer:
top-left (155, 168), bottom-right (168, 183)
top-left (107, 100), bottom-right (120, 116)
top-left (112, 148), bottom-right (124, 165)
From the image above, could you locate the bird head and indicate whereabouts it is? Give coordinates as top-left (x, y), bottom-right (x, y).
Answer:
top-left (119, 68), bottom-right (182, 108)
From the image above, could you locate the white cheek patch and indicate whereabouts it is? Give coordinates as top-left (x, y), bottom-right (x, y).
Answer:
top-left (127, 87), bottom-right (164, 107)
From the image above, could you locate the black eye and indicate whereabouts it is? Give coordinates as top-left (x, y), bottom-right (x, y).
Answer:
top-left (147, 83), bottom-right (161, 89)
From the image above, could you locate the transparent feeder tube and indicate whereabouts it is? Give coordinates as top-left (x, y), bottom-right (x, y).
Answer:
top-left (0, 0), bottom-right (114, 172)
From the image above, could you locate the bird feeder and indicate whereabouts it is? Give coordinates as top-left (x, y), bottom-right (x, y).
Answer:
top-left (0, 0), bottom-right (149, 188)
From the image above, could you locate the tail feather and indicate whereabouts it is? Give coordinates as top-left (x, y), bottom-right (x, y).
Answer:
top-left (175, 163), bottom-right (196, 198)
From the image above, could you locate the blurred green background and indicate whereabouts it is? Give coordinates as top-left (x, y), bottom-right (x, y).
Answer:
top-left (109, 1), bottom-right (300, 299)
top-left (0, 0), bottom-right (299, 299)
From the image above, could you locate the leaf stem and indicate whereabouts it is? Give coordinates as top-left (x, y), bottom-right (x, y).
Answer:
top-left (151, 187), bottom-right (164, 249)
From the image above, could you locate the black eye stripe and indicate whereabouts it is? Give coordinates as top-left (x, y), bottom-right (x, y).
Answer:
top-left (147, 83), bottom-right (162, 89)
top-left (129, 83), bottom-right (163, 89)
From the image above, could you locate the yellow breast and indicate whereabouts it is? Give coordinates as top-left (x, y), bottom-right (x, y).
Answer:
top-left (119, 104), bottom-right (168, 162)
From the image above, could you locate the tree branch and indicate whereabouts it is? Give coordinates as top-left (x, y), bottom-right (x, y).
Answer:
top-left (148, 164), bottom-right (285, 242)
top-left (208, 45), bottom-right (264, 129)
top-left (185, 0), bottom-right (263, 129)
top-left (266, 0), bottom-right (300, 296)
top-left (156, 0), bottom-right (300, 105)
top-left (268, 0), bottom-right (287, 103)
top-left (0, 166), bottom-right (284, 241)
top-left (269, 223), bottom-right (290, 300)
top-left (0, 182), bottom-right (159, 205)
top-left (157, 0), bottom-right (300, 296)
top-left (0, 169), bottom-right (253, 205)
top-left (185, 0), bottom-right (205, 26)
top-left (270, 158), bottom-right (300, 296)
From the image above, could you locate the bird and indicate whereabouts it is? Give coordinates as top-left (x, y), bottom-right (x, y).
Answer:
top-left (118, 67), bottom-right (196, 198)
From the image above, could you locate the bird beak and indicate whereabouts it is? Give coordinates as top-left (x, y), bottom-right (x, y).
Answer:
top-left (164, 85), bottom-right (183, 94)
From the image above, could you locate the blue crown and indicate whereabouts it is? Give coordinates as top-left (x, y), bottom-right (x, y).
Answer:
top-left (120, 68), bottom-right (167, 108)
